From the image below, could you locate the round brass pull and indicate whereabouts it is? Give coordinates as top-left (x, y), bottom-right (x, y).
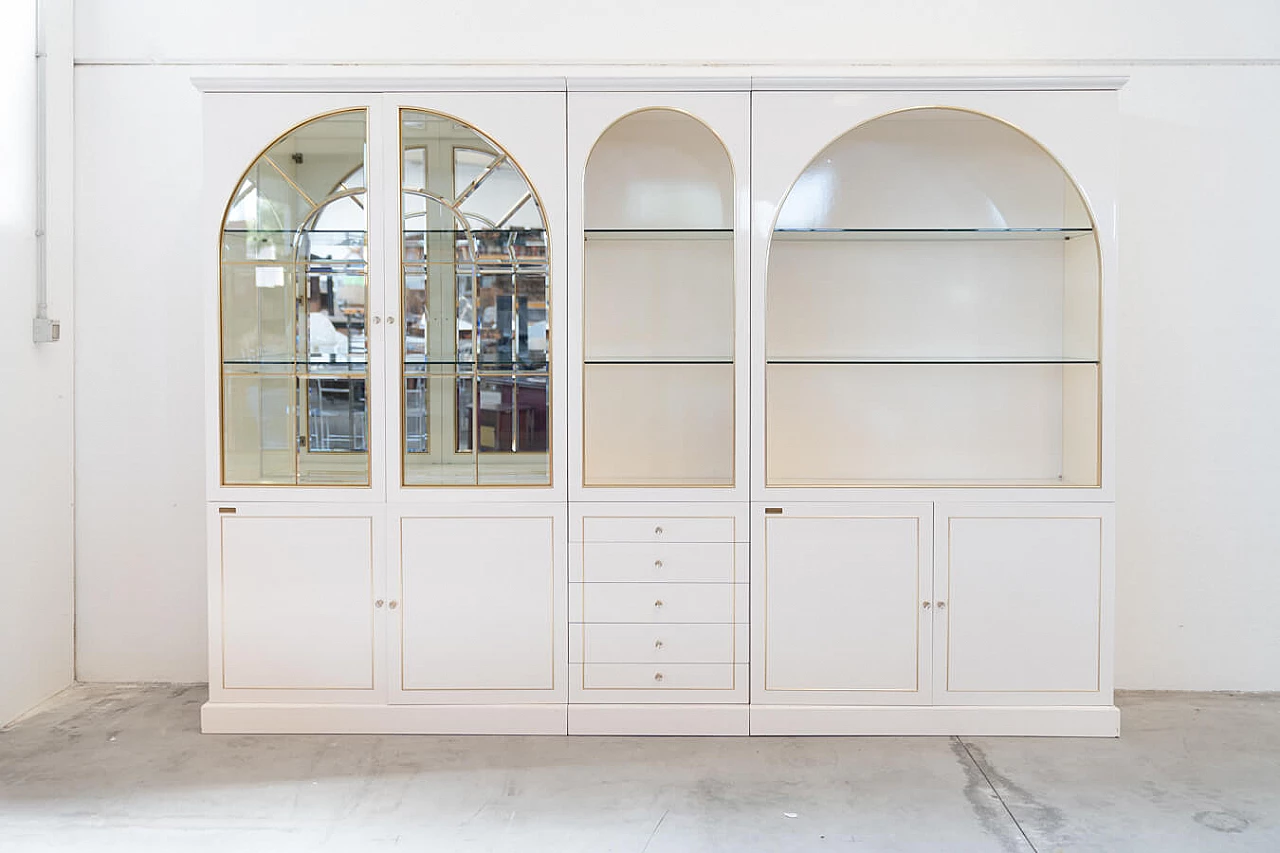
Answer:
top-left (375, 599), bottom-right (385, 609)
top-left (387, 316), bottom-right (396, 325)
top-left (654, 559), bottom-right (664, 569)
top-left (654, 672), bottom-right (664, 682)
top-left (935, 601), bottom-right (946, 610)
top-left (654, 526), bottom-right (664, 536)
top-left (388, 600), bottom-right (399, 610)
top-left (654, 600), bottom-right (664, 608)
top-left (922, 601), bottom-right (931, 610)
top-left (654, 639), bottom-right (664, 650)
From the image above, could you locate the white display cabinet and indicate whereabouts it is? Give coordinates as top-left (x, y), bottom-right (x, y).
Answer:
top-left (203, 76), bottom-right (1120, 737)
top-left (749, 87), bottom-right (1118, 736)
top-left (203, 91), bottom-right (569, 734)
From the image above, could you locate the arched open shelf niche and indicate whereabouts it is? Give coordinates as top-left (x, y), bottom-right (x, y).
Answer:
top-left (399, 108), bottom-right (552, 487)
top-left (220, 109), bottom-right (370, 486)
top-left (765, 107), bottom-right (1101, 487)
top-left (582, 109), bottom-right (736, 487)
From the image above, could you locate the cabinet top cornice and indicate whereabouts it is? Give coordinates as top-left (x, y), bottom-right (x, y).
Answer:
top-left (192, 68), bottom-right (1129, 94)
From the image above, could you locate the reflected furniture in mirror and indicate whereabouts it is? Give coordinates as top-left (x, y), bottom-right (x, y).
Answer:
top-left (203, 77), bottom-right (1119, 737)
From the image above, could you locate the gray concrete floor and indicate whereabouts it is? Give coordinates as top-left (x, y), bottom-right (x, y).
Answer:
top-left (1, 687), bottom-right (1278, 851)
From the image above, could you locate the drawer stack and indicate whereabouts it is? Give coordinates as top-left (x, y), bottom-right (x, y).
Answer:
top-left (570, 511), bottom-right (749, 703)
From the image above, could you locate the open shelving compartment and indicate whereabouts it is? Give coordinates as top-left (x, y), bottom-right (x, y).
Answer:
top-left (765, 107), bottom-right (1101, 487)
top-left (582, 109), bottom-right (736, 487)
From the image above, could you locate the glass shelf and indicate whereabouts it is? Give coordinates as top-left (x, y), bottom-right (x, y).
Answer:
top-left (585, 228), bottom-right (732, 241)
top-left (766, 357), bottom-right (1099, 365)
top-left (224, 359), bottom-right (370, 365)
top-left (402, 360), bottom-right (548, 371)
top-left (400, 228), bottom-right (545, 235)
top-left (772, 227), bottom-right (1093, 241)
top-left (585, 358), bottom-right (734, 365)
top-left (223, 229), bottom-right (367, 236)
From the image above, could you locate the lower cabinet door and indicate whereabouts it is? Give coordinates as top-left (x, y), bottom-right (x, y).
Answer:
top-left (390, 505), bottom-right (566, 703)
top-left (934, 503), bottom-right (1114, 705)
top-left (209, 504), bottom-right (385, 703)
top-left (753, 504), bottom-right (933, 705)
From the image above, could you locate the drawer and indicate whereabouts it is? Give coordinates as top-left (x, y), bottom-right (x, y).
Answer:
top-left (582, 516), bottom-right (737, 544)
top-left (573, 582), bottom-right (747, 624)
top-left (582, 663), bottom-right (738, 690)
top-left (572, 623), bottom-right (748, 664)
top-left (576, 542), bottom-right (742, 583)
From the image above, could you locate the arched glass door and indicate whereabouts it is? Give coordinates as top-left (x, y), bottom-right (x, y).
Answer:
top-left (220, 109), bottom-right (370, 486)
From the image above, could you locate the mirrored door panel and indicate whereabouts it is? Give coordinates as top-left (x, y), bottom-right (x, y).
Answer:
top-left (220, 109), bottom-right (371, 486)
top-left (400, 109), bottom-right (551, 486)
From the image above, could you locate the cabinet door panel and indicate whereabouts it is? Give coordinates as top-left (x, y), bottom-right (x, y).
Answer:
top-left (938, 507), bottom-right (1110, 702)
top-left (756, 507), bottom-right (932, 704)
top-left (399, 516), bottom-right (556, 693)
top-left (220, 514), bottom-right (376, 692)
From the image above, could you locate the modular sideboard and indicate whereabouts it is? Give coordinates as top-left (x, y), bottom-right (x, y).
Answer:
top-left (201, 74), bottom-right (1120, 736)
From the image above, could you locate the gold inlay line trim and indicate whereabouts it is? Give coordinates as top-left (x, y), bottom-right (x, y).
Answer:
top-left (262, 154), bottom-right (317, 209)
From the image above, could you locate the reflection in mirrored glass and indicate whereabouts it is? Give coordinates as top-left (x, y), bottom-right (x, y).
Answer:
top-left (400, 109), bottom-right (550, 486)
top-left (220, 109), bottom-right (370, 486)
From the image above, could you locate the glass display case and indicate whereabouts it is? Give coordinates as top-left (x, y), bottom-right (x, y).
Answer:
top-left (581, 109), bottom-right (735, 486)
top-left (400, 110), bottom-right (551, 486)
top-left (220, 109), bottom-right (370, 486)
top-left (764, 107), bottom-right (1101, 486)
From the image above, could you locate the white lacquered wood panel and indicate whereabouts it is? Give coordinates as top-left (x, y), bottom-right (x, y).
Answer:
top-left (766, 238), bottom-right (1092, 361)
top-left (584, 363), bottom-right (733, 487)
top-left (585, 237), bottom-right (733, 360)
top-left (755, 506), bottom-right (932, 705)
top-left (569, 663), bottom-right (748, 704)
top-left (398, 516), bottom-right (556, 692)
top-left (220, 514), bottom-right (376, 691)
top-left (572, 623), bottom-right (747, 664)
top-left (569, 704), bottom-right (750, 736)
top-left (938, 506), bottom-right (1110, 702)
top-left (575, 542), bottom-right (742, 583)
top-left (573, 582), bottom-right (746, 624)
top-left (583, 107), bottom-right (733, 230)
top-left (581, 514), bottom-right (737, 543)
top-left (766, 363), bottom-right (1093, 485)
top-left (582, 663), bottom-right (739, 690)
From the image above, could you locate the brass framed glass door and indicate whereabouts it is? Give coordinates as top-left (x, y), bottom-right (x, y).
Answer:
top-left (399, 109), bottom-right (551, 487)
top-left (220, 108), bottom-right (371, 486)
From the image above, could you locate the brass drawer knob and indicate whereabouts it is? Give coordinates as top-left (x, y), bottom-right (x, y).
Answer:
top-left (654, 600), bottom-right (664, 608)
top-left (654, 526), bottom-right (664, 536)
top-left (654, 559), bottom-right (664, 569)
top-left (654, 639), bottom-right (664, 650)
top-left (654, 672), bottom-right (664, 682)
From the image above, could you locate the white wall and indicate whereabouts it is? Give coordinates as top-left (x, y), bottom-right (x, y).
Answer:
top-left (72, 0), bottom-right (1280, 689)
top-left (0, 0), bottom-right (75, 726)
